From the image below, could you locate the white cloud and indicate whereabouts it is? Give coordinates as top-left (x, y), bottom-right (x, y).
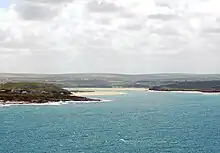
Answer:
top-left (0, 0), bottom-right (220, 73)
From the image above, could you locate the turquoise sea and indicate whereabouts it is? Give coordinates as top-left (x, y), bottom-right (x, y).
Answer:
top-left (1, 91), bottom-right (220, 153)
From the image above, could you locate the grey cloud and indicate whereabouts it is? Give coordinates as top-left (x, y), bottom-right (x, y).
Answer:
top-left (0, 48), bottom-right (29, 55)
top-left (148, 14), bottom-right (180, 21)
top-left (87, 0), bottom-right (121, 13)
top-left (84, 37), bottom-right (111, 47)
top-left (155, 1), bottom-right (172, 8)
top-left (1, 49), bottom-right (72, 73)
top-left (119, 23), bottom-right (144, 31)
top-left (14, 0), bottom-right (75, 21)
top-left (96, 17), bottom-right (112, 25)
top-left (0, 30), bottom-right (7, 42)
top-left (119, 11), bottom-right (137, 18)
top-left (150, 26), bottom-right (179, 36)
top-left (0, 40), bottom-right (45, 50)
top-left (0, 49), bottom-right (16, 54)
top-left (203, 27), bottom-right (220, 34)
top-left (0, 31), bottom-right (52, 50)
top-left (156, 3), bottom-right (170, 8)
top-left (21, 0), bottom-right (73, 4)
top-left (16, 4), bottom-right (59, 20)
top-left (118, 17), bottom-right (146, 31)
top-left (2, 0), bottom-right (220, 74)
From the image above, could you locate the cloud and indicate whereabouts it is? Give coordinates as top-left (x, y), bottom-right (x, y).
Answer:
top-left (16, 4), bottom-right (58, 20)
top-left (14, 0), bottom-right (68, 20)
top-left (0, 29), bottom-right (7, 42)
top-left (86, 0), bottom-right (121, 13)
top-left (148, 14), bottom-right (180, 21)
top-left (13, 0), bottom-right (75, 21)
top-left (0, 0), bottom-right (220, 73)
top-left (203, 28), bottom-right (220, 34)
top-left (22, 0), bottom-right (73, 4)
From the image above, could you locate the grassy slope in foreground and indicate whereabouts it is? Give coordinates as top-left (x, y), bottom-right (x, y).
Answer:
top-left (0, 82), bottom-right (100, 104)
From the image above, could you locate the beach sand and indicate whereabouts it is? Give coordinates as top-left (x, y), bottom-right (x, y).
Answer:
top-left (72, 91), bottom-right (126, 96)
top-left (71, 88), bottom-right (146, 91)
top-left (71, 88), bottom-right (146, 96)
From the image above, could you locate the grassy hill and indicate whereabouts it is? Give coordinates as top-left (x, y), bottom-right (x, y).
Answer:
top-left (149, 80), bottom-right (220, 92)
top-left (1, 73), bottom-right (220, 88)
top-left (0, 82), bottom-right (71, 95)
top-left (0, 82), bottom-right (100, 103)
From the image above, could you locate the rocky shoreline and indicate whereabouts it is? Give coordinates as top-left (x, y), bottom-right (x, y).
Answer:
top-left (0, 94), bottom-right (101, 104)
top-left (0, 82), bottom-right (101, 104)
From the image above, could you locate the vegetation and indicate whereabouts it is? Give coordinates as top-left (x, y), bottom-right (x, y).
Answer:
top-left (149, 81), bottom-right (220, 93)
top-left (0, 82), bottom-right (71, 95)
top-left (70, 90), bottom-right (95, 93)
top-left (1, 73), bottom-right (220, 88)
top-left (0, 82), bottom-right (100, 103)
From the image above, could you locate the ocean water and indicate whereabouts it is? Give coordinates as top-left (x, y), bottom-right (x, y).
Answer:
top-left (1, 91), bottom-right (220, 153)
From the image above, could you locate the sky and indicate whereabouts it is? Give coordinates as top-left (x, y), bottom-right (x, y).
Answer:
top-left (0, 0), bottom-right (220, 74)
top-left (0, 0), bottom-right (8, 8)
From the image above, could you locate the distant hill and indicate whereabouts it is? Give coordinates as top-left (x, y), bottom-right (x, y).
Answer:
top-left (149, 80), bottom-right (220, 93)
top-left (1, 73), bottom-right (220, 88)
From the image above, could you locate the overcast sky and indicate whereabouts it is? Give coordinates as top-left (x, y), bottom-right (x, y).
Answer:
top-left (0, 0), bottom-right (220, 74)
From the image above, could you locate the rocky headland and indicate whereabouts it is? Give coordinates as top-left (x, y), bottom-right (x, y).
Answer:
top-left (0, 82), bottom-right (100, 104)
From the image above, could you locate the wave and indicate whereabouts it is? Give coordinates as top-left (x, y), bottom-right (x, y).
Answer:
top-left (0, 102), bottom-right (64, 107)
top-left (119, 139), bottom-right (127, 142)
top-left (101, 99), bottom-right (112, 102)
top-left (0, 99), bottom-right (111, 107)
top-left (0, 104), bottom-right (11, 107)
top-left (201, 93), bottom-right (220, 96)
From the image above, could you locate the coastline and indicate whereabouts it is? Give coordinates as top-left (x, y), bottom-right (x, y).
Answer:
top-left (0, 82), bottom-right (102, 105)
top-left (0, 97), bottom-right (101, 104)
top-left (0, 100), bottom-right (106, 107)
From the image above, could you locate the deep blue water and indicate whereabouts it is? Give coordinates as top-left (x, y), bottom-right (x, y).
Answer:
top-left (1, 91), bottom-right (220, 153)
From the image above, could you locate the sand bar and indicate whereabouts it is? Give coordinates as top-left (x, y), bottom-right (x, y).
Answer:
top-left (69, 88), bottom-right (146, 91)
top-left (72, 91), bottom-right (126, 96)
top-left (70, 88), bottom-right (146, 96)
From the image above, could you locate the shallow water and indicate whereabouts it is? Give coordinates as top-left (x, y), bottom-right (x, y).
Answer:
top-left (1, 91), bottom-right (220, 153)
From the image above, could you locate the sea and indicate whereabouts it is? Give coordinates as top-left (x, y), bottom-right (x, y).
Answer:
top-left (1, 91), bottom-right (220, 153)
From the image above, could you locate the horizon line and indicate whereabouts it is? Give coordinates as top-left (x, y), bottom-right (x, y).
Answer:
top-left (1, 72), bottom-right (220, 75)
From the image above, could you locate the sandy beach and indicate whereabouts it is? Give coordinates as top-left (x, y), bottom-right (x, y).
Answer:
top-left (72, 91), bottom-right (126, 96)
top-left (69, 87), bottom-right (146, 91)
top-left (86, 88), bottom-right (145, 91)
top-left (70, 88), bottom-right (146, 96)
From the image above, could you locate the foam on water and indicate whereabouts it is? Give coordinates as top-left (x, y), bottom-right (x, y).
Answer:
top-left (0, 102), bottom-right (63, 107)
top-left (0, 99), bottom-right (110, 107)
top-left (201, 93), bottom-right (220, 95)
top-left (119, 139), bottom-right (127, 143)
top-left (0, 104), bottom-right (10, 107)
top-left (101, 99), bottom-right (112, 102)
